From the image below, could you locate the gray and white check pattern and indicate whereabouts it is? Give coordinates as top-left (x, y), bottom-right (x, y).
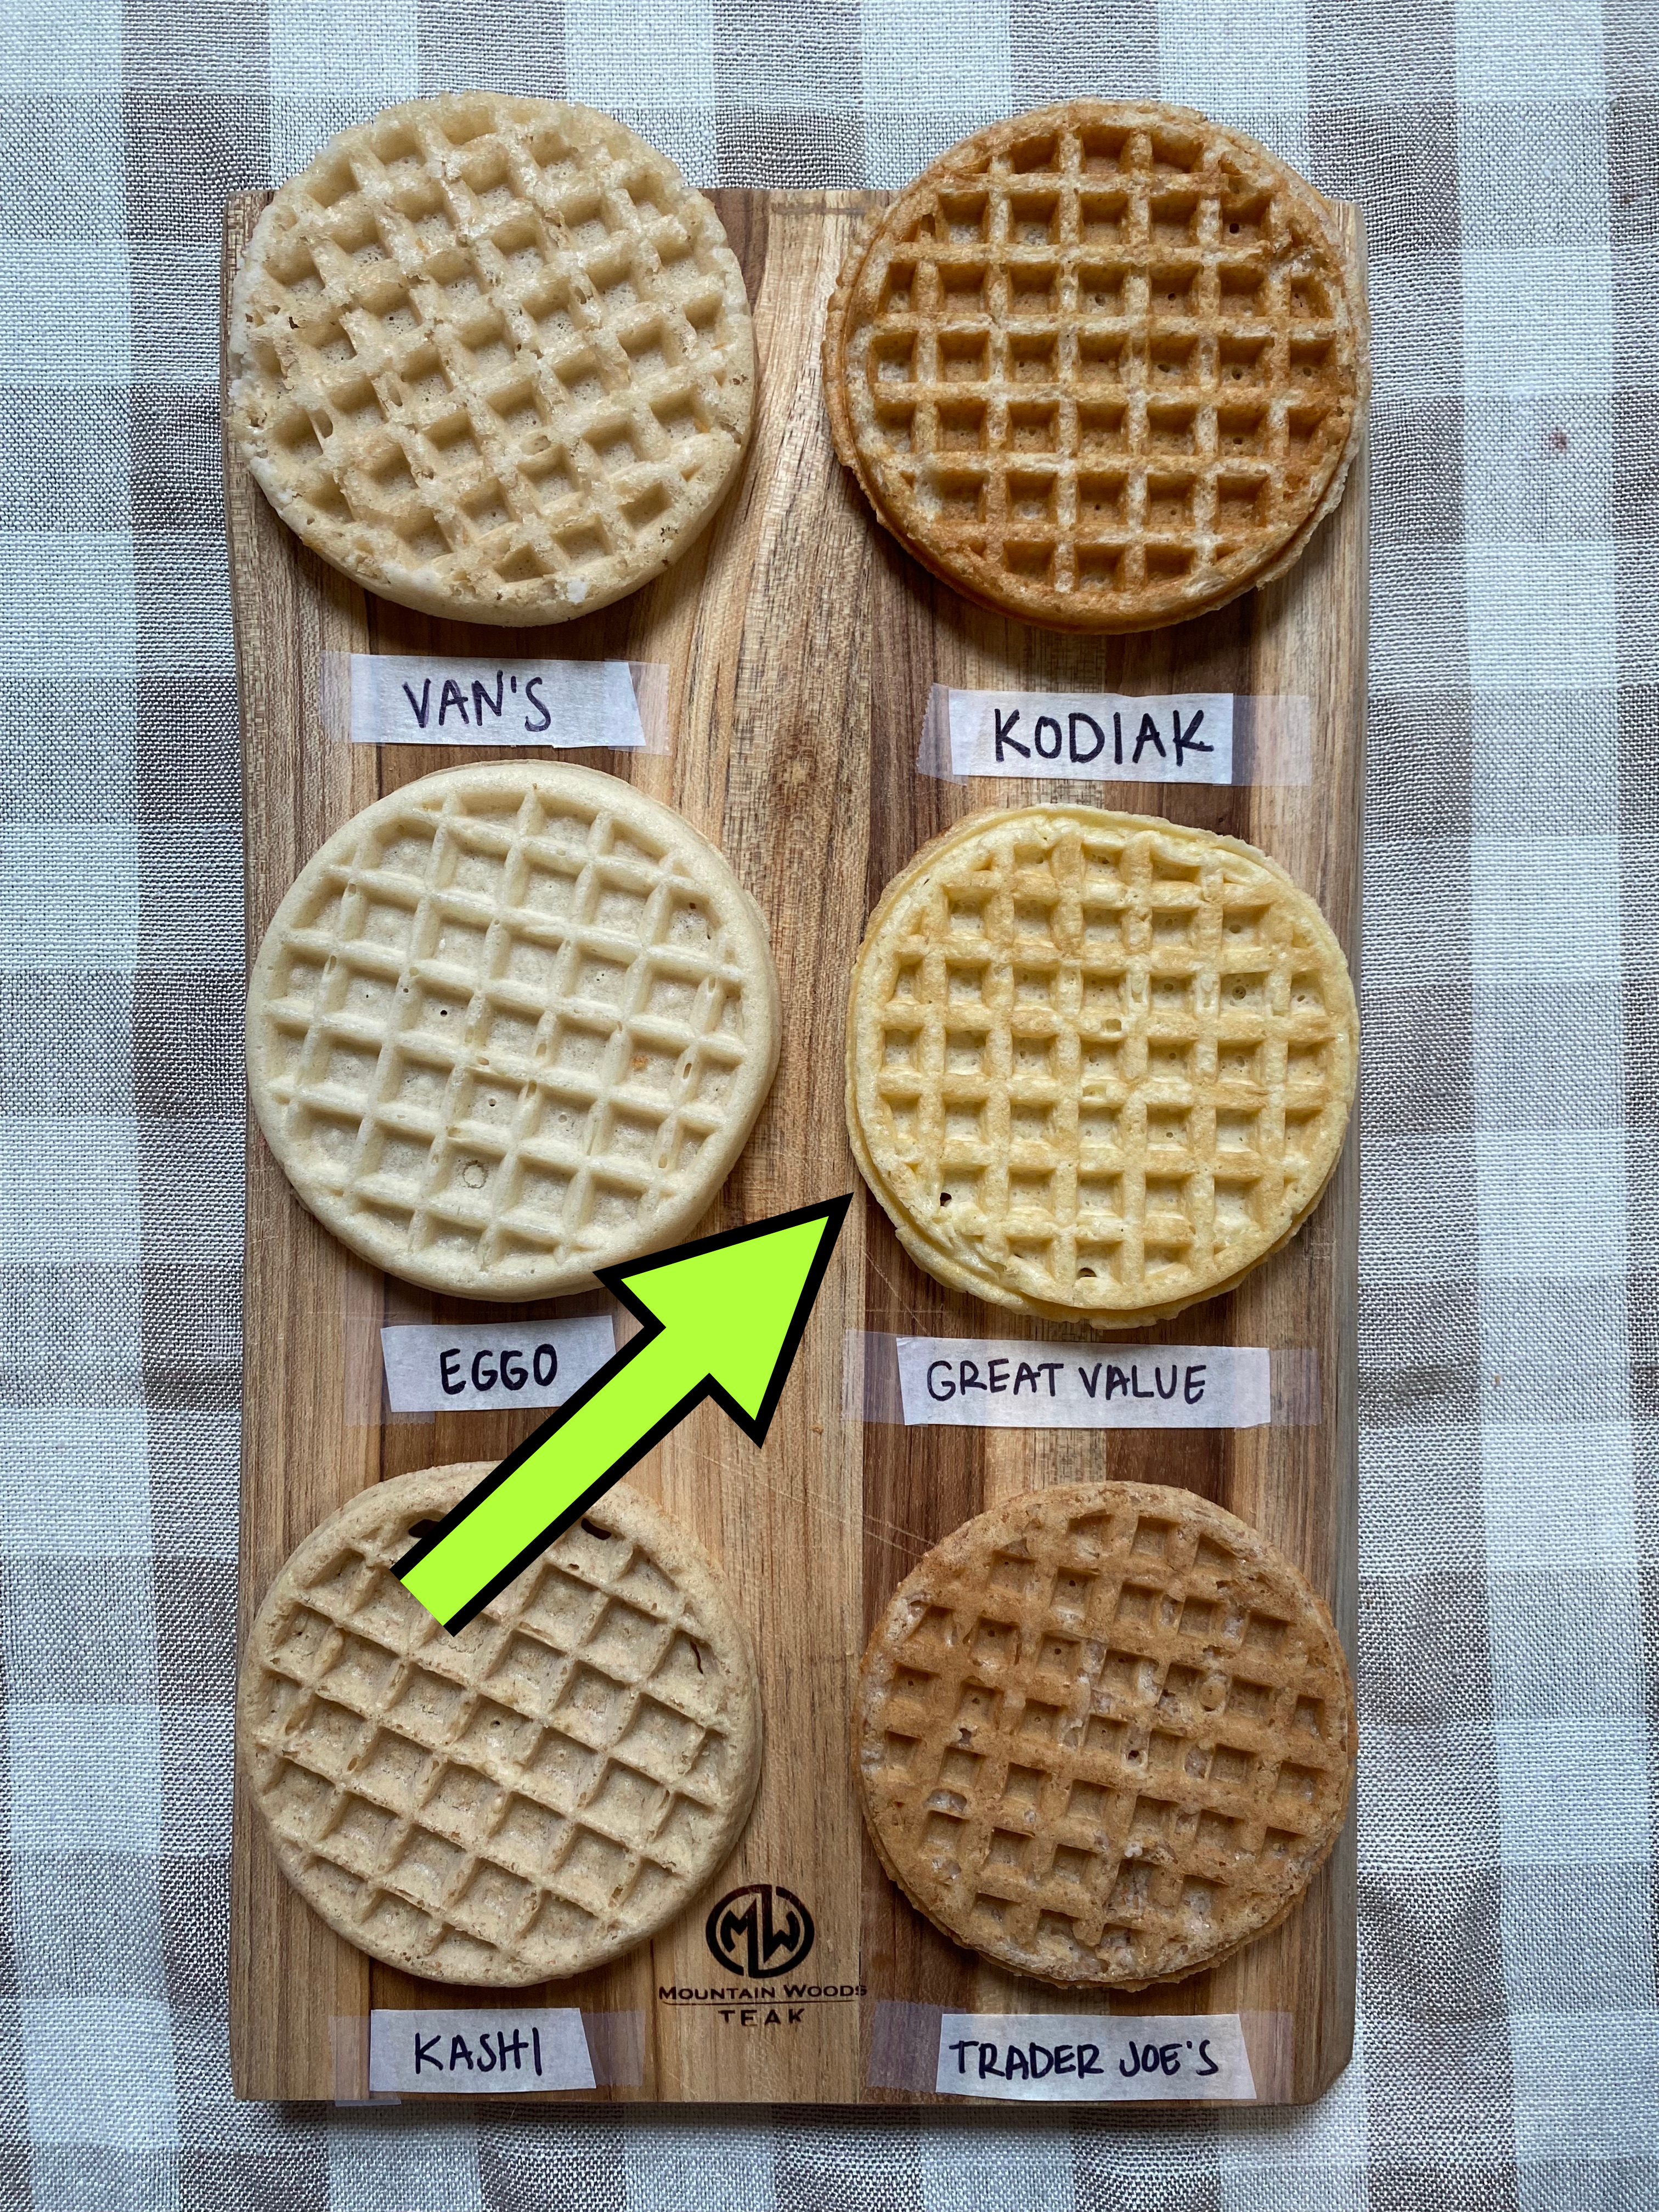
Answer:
top-left (2, 1), bottom-right (1656, 2206)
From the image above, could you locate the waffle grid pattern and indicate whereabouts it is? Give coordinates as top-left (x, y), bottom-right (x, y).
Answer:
top-left (240, 1468), bottom-right (760, 1985)
top-left (248, 765), bottom-right (777, 1299)
top-left (849, 810), bottom-right (1357, 1321)
top-left (20, 3), bottom-right (1651, 2190)
top-left (830, 103), bottom-right (1364, 629)
top-left (856, 1485), bottom-right (1355, 1988)
top-left (229, 94), bottom-right (753, 622)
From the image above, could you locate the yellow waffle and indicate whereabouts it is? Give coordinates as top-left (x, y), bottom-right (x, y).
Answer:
top-left (847, 1091), bottom-right (1342, 1330)
top-left (824, 101), bottom-right (1367, 632)
top-left (847, 806), bottom-right (1357, 1328)
top-left (228, 93), bottom-right (754, 624)
top-left (855, 1482), bottom-right (1355, 1989)
top-left (247, 761), bottom-right (780, 1300)
top-left (239, 1464), bottom-right (761, 1985)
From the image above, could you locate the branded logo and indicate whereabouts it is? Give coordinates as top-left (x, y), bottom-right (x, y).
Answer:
top-left (704, 1884), bottom-right (816, 1977)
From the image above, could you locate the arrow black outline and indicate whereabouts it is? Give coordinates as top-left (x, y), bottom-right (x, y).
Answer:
top-left (392, 1192), bottom-right (852, 1635)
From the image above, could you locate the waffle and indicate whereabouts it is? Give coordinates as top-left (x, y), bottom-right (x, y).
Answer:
top-left (239, 1464), bottom-right (761, 1985)
top-left (846, 806), bottom-right (1357, 1329)
top-left (228, 94), bottom-right (754, 624)
top-left (855, 1482), bottom-right (1354, 1989)
top-left (823, 101), bottom-right (1367, 633)
top-left (247, 761), bottom-right (780, 1300)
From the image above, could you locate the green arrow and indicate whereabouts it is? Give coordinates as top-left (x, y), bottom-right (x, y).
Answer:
top-left (395, 1194), bottom-right (851, 1633)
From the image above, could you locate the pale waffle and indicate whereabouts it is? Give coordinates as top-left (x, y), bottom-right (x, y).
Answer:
top-left (239, 1464), bottom-right (761, 1986)
top-left (846, 806), bottom-right (1357, 1328)
top-left (823, 101), bottom-right (1367, 633)
top-left (246, 761), bottom-right (780, 1300)
top-left (855, 1482), bottom-right (1355, 1989)
top-left (228, 93), bottom-right (754, 624)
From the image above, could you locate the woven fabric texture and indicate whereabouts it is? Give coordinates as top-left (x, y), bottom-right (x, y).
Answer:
top-left (2, 1), bottom-right (1656, 2206)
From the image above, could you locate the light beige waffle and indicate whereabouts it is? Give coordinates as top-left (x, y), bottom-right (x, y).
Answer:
top-left (239, 1464), bottom-right (761, 1985)
top-left (247, 761), bottom-right (780, 1300)
top-left (824, 101), bottom-right (1367, 633)
top-left (855, 1482), bottom-right (1354, 1989)
top-left (847, 806), bottom-right (1357, 1328)
top-left (228, 94), bottom-right (754, 624)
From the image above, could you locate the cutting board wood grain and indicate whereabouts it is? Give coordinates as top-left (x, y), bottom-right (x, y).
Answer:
top-left (223, 186), bottom-right (1365, 2108)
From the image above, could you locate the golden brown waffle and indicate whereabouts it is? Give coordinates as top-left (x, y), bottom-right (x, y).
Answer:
top-left (846, 806), bottom-right (1357, 1328)
top-left (855, 1482), bottom-right (1354, 1989)
top-left (228, 94), bottom-right (754, 624)
top-left (247, 761), bottom-right (780, 1300)
top-left (239, 1464), bottom-right (761, 1985)
top-left (824, 101), bottom-right (1367, 632)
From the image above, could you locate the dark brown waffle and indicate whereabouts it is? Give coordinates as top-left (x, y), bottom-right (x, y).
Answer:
top-left (825, 101), bottom-right (1367, 632)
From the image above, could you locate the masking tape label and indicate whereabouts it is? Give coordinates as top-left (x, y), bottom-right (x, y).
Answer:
top-left (895, 1338), bottom-right (1271, 1429)
top-left (936, 687), bottom-right (1232, 783)
top-left (346, 654), bottom-right (663, 748)
top-left (380, 1316), bottom-right (616, 1414)
top-left (918, 687), bottom-right (1312, 786)
top-left (936, 2012), bottom-right (1256, 2102)
top-left (368, 2008), bottom-right (594, 2094)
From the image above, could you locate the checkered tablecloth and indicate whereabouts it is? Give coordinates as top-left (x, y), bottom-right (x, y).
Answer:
top-left (2, 0), bottom-right (1655, 2204)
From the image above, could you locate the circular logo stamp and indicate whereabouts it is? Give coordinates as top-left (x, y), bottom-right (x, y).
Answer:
top-left (704, 1883), bottom-right (816, 1978)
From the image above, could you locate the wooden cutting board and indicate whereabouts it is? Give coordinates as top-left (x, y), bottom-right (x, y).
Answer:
top-left (222, 186), bottom-right (1364, 2108)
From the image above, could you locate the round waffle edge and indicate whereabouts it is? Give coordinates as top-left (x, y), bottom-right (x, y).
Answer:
top-left (823, 100), bottom-right (1368, 634)
top-left (853, 1481), bottom-right (1355, 1990)
top-left (247, 759), bottom-right (781, 1300)
top-left (228, 93), bottom-right (755, 625)
top-left (238, 1464), bottom-right (762, 1986)
top-left (848, 1084), bottom-right (1342, 1329)
top-left (845, 804), bottom-right (1357, 1327)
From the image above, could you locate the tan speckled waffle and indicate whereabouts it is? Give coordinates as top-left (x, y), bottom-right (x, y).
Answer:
top-left (824, 100), bottom-right (1367, 632)
top-left (247, 761), bottom-right (780, 1300)
top-left (228, 93), bottom-right (754, 624)
top-left (855, 1482), bottom-right (1355, 1989)
top-left (239, 1464), bottom-right (762, 1986)
top-left (847, 805), bottom-right (1357, 1329)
